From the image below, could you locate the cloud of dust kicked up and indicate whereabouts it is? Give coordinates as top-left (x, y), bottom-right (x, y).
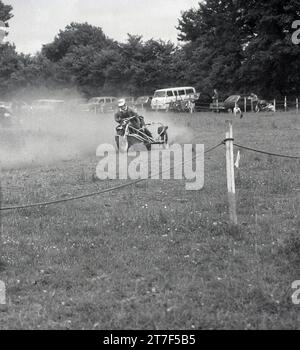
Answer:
top-left (0, 102), bottom-right (194, 170)
top-left (0, 108), bottom-right (115, 169)
top-left (143, 111), bottom-right (195, 144)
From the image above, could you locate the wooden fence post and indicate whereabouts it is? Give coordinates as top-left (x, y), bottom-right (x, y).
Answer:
top-left (296, 98), bottom-right (299, 113)
top-left (0, 175), bottom-right (5, 310)
top-left (225, 121), bottom-right (238, 225)
top-left (284, 96), bottom-right (287, 112)
top-left (244, 97), bottom-right (247, 113)
top-left (274, 99), bottom-right (276, 112)
top-left (0, 281), bottom-right (5, 306)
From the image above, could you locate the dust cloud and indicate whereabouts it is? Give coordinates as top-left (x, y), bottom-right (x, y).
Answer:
top-left (0, 94), bottom-right (194, 170)
top-left (143, 111), bottom-right (195, 144)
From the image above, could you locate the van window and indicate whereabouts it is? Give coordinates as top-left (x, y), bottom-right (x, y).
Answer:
top-left (154, 91), bottom-right (166, 98)
top-left (186, 88), bottom-right (195, 95)
top-left (178, 90), bottom-right (185, 96)
top-left (167, 91), bottom-right (173, 97)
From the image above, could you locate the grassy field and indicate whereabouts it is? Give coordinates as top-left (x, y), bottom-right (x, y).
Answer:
top-left (0, 110), bottom-right (299, 330)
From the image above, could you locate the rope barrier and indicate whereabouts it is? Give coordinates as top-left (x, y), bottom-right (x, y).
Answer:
top-left (233, 143), bottom-right (300, 160)
top-left (0, 142), bottom-right (224, 212)
top-left (1, 138), bottom-right (298, 212)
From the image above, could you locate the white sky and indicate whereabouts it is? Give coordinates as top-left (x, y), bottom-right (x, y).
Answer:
top-left (5, 0), bottom-right (200, 54)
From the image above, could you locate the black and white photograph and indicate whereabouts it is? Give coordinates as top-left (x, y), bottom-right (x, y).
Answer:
top-left (0, 0), bottom-right (299, 333)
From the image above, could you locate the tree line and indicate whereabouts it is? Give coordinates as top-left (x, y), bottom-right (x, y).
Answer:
top-left (1, 0), bottom-right (300, 101)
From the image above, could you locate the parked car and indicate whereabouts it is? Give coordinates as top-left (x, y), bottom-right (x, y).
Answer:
top-left (255, 99), bottom-right (275, 112)
top-left (210, 94), bottom-right (259, 113)
top-left (10, 100), bottom-right (32, 114)
top-left (31, 99), bottom-right (65, 113)
top-left (85, 96), bottom-right (117, 113)
top-left (122, 96), bottom-right (135, 109)
top-left (194, 92), bottom-right (213, 111)
top-left (134, 96), bottom-right (153, 111)
top-left (0, 106), bottom-right (12, 127)
top-left (0, 101), bottom-right (12, 111)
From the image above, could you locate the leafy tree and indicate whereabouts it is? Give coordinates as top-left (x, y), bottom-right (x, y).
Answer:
top-left (42, 22), bottom-right (116, 62)
top-left (177, 0), bottom-right (300, 98)
top-left (41, 29), bottom-right (181, 98)
top-left (3, 0), bottom-right (300, 101)
top-left (0, 1), bottom-right (23, 97)
top-left (141, 38), bottom-right (178, 91)
top-left (39, 22), bottom-right (121, 96)
top-left (116, 36), bottom-right (178, 96)
top-left (0, 43), bottom-right (29, 97)
top-left (240, 0), bottom-right (300, 97)
top-left (177, 0), bottom-right (249, 94)
top-left (0, 0), bottom-right (13, 23)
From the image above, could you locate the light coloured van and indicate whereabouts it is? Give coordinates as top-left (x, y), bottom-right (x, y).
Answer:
top-left (151, 87), bottom-right (197, 111)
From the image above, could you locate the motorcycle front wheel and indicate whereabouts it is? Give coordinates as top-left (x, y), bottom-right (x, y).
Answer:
top-left (115, 136), bottom-right (129, 153)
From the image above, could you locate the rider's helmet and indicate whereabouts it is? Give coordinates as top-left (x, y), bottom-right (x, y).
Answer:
top-left (118, 99), bottom-right (128, 111)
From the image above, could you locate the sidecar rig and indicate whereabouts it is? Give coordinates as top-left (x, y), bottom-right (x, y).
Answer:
top-left (115, 117), bottom-right (169, 152)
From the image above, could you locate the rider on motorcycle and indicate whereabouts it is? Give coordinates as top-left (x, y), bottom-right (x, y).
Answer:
top-left (115, 99), bottom-right (152, 137)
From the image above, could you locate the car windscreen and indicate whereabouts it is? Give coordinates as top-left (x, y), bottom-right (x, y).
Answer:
top-left (154, 91), bottom-right (166, 98)
top-left (225, 96), bottom-right (240, 103)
